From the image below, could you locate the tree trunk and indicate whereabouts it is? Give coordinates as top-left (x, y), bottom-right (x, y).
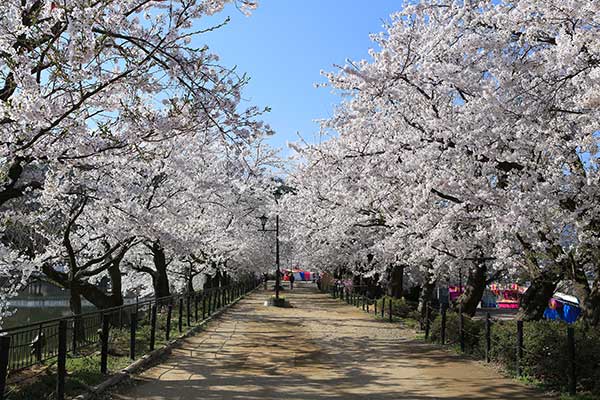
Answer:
top-left (70, 281), bottom-right (82, 316)
top-left (42, 264), bottom-right (121, 311)
top-left (150, 242), bottom-right (171, 299)
top-left (457, 263), bottom-right (487, 317)
top-left (78, 281), bottom-right (123, 309)
top-left (388, 264), bottom-right (404, 299)
top-left (517, 272), bottom-right (559, 321)
top-left (203, 273), bottom-right (212, 290)
top-left (220, 271), bottom-right (229, 287)
top-left (568, 263), bottom-right (593, 325)
top-left (417, 271), bottom-right (436, 320)
top-left (214, 270), bottom-right (222, 287)
top-left (589, 278), bottom-right (600, 327)
top-left (107, 259), bottom-right (124, 307)
top-left (187, 275), bottom-right (194, 294)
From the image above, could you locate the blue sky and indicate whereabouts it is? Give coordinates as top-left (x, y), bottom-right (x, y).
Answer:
top-left (199, 1), bottom-right (401, 155)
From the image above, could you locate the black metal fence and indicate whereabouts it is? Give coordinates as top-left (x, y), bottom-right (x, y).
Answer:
top-left (322, 282), bottom-right (600, 396)
top-left (0, 277), bottom-right (260, 400)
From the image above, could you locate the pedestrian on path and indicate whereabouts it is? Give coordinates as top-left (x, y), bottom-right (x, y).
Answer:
top-left (289, 271), bottom-right (295, 290)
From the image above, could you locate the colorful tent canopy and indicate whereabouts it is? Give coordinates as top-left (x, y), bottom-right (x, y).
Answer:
top-left (282, 270), bottom-right (313, 281)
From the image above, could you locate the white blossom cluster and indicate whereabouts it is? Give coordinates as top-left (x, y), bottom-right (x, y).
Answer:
top-left (0, 0), bottom-right (279, 325)
top-left (284, 0), bottom-right (600, 319)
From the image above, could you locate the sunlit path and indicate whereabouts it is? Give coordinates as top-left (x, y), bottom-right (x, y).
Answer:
top-left (111, 282), bottom-right (549, 400)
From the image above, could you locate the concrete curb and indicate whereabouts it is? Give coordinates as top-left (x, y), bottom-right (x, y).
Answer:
top-left (73, 287), bottom-right (259, 400)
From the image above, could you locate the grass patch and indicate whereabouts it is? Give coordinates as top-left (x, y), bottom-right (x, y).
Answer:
top-left (4, 296), bottom-right (244, 400)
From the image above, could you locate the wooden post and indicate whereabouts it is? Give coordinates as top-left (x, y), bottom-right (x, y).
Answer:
top-left (485, 312), bottom-right (491, 363)
top-left (149, 304), bottom-right (157, 351)
top-left (459, 304), bottom-right (465, 352)
top-left (178, 297), bottom-right (184, 333)
top-left (425, 303), bottom-right (431, 340)
top-left (440, 304), bottom-right (447, 345)
top-left (56, 320), bottom-right (67, 400)
top-left (516, 320), bottom-right (524, 377)
top-left (381, 298), bottom-right (385, 318)
top-left (100, 315), bottom-right (110, 374)
top-left (130, 313), bottom-right (137, 360)
top-left (166, 304), bottom-right (173, 341)
top-left (0, 335), bottom-right (11, 400)
top-left (374, 299), bottom-right (377, 316)
top-left (567, 326), bottom-right (576, 395)
top-left (388, 298), bottom-right (393, 322)
top-left (202, 294), bottom-right (207, 320)
top-left (362, 295), bottom-right (366, 311)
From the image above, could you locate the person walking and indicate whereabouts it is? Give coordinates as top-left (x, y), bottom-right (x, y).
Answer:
top-left (289, 271), bottom-right (295, 290)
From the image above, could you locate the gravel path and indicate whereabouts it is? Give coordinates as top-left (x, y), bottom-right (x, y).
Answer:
top-left (111, 282), bottom-right (550, 399)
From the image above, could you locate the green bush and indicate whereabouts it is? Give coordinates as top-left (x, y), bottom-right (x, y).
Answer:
top-left (429, 311), bottom-right (484, 355)
top-left (427, 313), bottom-right (600, 394)
top-left (375, 296), bottom-right (414, 318)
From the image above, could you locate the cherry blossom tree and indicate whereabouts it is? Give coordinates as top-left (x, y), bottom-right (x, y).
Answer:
top-left (0, 0), bottom-right (282, 322)
top-left (286, 0), bottom-right (600, 321)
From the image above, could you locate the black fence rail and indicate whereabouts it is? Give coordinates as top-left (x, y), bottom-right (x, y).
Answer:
top-left (321, 282), bottom-right (600, 396)
top-left (0, 277), bottom-right (260, 400)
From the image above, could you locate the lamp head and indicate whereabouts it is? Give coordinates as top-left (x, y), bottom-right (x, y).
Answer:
top-left (259, 214), bottom-right (268, 230)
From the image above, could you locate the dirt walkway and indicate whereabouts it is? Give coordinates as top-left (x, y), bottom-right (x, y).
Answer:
top-left (111, 282), bottom-right (550, 400)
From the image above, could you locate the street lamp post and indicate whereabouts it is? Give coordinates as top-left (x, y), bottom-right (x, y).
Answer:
top-left (259, 214), bottom-right (281, 300)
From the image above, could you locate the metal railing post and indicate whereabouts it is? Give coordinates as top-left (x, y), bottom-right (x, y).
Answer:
top-left (485, 312), bottom-right (491, 363)
top-left (149, 304), bottom-right (157, 351)
top-left (56, 320), bottom-right (67, 400)
top-left (178, 298), bottom-right (184, 333)
top-left (516, 320), bottom-right (524, 377)
top-left (425, 303), bottom-right (431, 340)
top-left (130, 313), bottom-right (137, 360)
top-left (166, 304), bottom-right (173, 341)
top-left (100, 315), bottom-right (110, 374)
top-left (440, 304), bottom-right (447, 345)
top-left (0, 335), bottom-right (11, 400)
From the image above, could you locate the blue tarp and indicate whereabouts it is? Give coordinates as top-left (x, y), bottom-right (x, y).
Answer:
top-left (563, 304), bottom-right (581, 324)
top-left (543, 307), bottom-right (560, 320)
top-left (543, 301), bottom-right (581, 324)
